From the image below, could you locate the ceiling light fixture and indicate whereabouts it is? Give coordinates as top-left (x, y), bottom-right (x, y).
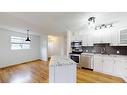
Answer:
top-left (26, 29), bottom-right (31, 42)
top-left (88, 17), bottom-right (114, 30)
top-left (88, 17), bottom-right (96, 24)
top-left (88, 17), bottom-right (96, 29)
top-left (95, 23), bottom-right (113, 30)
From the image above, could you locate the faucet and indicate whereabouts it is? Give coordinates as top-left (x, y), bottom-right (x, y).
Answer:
top-left (101, 47), bottom-right (106, 54)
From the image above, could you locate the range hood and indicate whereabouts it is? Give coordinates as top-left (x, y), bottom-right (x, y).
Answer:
top-left (93, 43), bottom-right (110, 46)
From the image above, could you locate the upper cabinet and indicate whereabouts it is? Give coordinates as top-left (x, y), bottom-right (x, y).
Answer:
top-left (80, 32), bottom-right (88, 46)
top-left (118, 28), bottom-right (127, 46)
top-left (90, 29), bottom-right (112, 44)
top-left (80, 31), bottom-right (94, 46)
top-left (68, 27), bottom-right (127, 46)
top-left (71, 31), bottom-right (81, 42)
top-left (110, 30), bottom-right (118, 46)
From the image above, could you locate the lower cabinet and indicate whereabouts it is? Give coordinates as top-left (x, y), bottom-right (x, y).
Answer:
top-left (93, 55), bottom-right (127, 79)
top-left (49, 64), bottom-right (77, 83)
top-left (114, 59), bottom-right (127, 77)
top-left (102, 57), bottom-right (114, 75)
top-left (93, 56), bottom-right (103, 72)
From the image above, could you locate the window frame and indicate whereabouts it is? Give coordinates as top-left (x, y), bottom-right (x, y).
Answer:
top-left (10, 36), bottom-right (31, 50)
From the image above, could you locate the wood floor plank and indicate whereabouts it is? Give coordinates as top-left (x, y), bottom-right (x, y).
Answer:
top-left (0, 60), bottom-right (125, 83)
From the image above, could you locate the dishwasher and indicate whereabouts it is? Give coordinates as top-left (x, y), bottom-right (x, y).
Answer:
top-left (79, 53), bottom-right (93, 69)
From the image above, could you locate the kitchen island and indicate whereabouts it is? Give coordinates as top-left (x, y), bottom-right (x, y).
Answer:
top-left (49, 56), bottom-right (77, 83)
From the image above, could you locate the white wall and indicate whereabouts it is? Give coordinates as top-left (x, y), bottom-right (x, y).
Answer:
top-left (0, 28), bottom-right (40, 68)
top-left (40, 35), bottom-right (48, 61)
top-left (48, 35), bottom-right (67, 57)
top-left (67, 30), bottom-right (72, 57)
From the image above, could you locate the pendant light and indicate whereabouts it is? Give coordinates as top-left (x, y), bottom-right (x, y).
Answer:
top-left (88, 17), bottom-right (96, 29)
top-left (88, 17), bottom-right (95, 24)
top-left (26, 29), bottom-right (31, 41)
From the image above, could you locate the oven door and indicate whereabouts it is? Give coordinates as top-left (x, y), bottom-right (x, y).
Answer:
top-left (70, 54), bottom-right (79, 63)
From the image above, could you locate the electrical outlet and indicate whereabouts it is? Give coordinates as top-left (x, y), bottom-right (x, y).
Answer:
top-left (117, 50), bottom-right (120, 54)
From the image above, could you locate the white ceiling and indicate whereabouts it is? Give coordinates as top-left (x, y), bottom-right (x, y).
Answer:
top-left (0, 12), bottom-right (127, 36)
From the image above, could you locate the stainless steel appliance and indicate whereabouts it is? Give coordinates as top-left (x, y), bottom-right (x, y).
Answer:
top-left (71, 41), bottom-right (83, 53)
top-left (70, 53), bottom-right (80, 63)
top-left (79, 53), bottom-right (93, 69)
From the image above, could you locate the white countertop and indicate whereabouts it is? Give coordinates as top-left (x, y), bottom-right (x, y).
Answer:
top-left (81, 53), bottom-right (127, 60)
top-left (49, 56), bottom-right (77, 66)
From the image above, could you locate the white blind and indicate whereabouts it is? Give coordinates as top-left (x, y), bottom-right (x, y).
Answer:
top-left (11, 36), bottom-right (31, 50)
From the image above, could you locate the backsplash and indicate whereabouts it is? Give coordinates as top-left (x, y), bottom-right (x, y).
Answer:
top-left (82, 46), bottom-right (127, 55)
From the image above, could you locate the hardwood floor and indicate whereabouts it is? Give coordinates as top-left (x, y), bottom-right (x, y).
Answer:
top-left (77, 68), bottom-right (125, 83)
top-left (0, 60), bottom-right (49, 83)
top-left (0, 60), bottom-right (125, 83)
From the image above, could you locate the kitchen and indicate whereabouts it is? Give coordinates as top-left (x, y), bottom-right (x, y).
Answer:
top-left (68, 13), bottom-right (127, 83)
top-left (0, 12), bottom-right (127, 83)
top-left (1, 1), bottom-right (127, 95)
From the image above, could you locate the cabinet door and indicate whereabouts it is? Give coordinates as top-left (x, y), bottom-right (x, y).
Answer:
top-left (71, 31), bottom-right (79, 41)
top-left (92, 30), bottom-right (101, 43)
top-left (110, 31), bottom-right (118, 46)
top-left (101, 29), bottom-right (111, 43)
top-left (81, 32), bottom-right (88, 46)
top-left (114, 59), bottom-right (127, 77)
top-left (102, 57), bottom-right (114, 75)
top-left (93, 56), bottom-right (103, 72)
top-left (119, 28), bottom-right (127, 46)
top-left (87, 31), bottom-right (93, 46)
top-left (54, 64), bottom-right (77, 83)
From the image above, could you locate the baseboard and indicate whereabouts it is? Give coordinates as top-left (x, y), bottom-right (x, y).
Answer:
top-left (0, 59), bottom-right (42, 69)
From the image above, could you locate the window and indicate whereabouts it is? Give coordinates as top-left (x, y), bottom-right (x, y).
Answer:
top-left (11, 36), bottom-right (31, 50)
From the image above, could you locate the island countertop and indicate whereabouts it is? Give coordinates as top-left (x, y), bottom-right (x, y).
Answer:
top-left (49, 56), bottom-right (77, 66)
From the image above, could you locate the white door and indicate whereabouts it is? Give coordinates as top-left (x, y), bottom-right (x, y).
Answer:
top-left (102, 57), bottom-right (114, 75)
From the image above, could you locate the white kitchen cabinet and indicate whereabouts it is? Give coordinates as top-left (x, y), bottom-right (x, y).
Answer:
top-left (69, 31), bottom-right (75, 42)
top-left (87, 31), bottom-right (94, 46)
top-left (79, 31), bottom-right (94, 46)
top-left (102, 29), bottom-right (112, 43)
top-left (109, 30), bottom-right (118, 46)
top-left (81, 32), bottom-right (88, 46)
top-left (49, 56), bottom-right (77, 83)
top-left (93, 56), bottom-right (103, 72)
top-left (71, 31), bottom-right (76, 41)
top-left (118, 28), bottom-right (127, 46)
top-left (114, 59), bottom-right (127, 77)
top-left (92, 30), bottom-right (101, 43)
top-left (122, 62), bottom-right (127, 77)
top-left (91, 29), bottom-right (112, 44)
top-left (93, 55), bottom-right (127, 82)
top-left (102, 57), bottom-right (114, 75)
top-left (113, 59), bottom-right (124, 77)
top-left (71, 31), bottom-right (81, 41)
top-left (68, 27), bottom-right (127, 46)
top-left (93, 56), bottom-right (114, 75)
